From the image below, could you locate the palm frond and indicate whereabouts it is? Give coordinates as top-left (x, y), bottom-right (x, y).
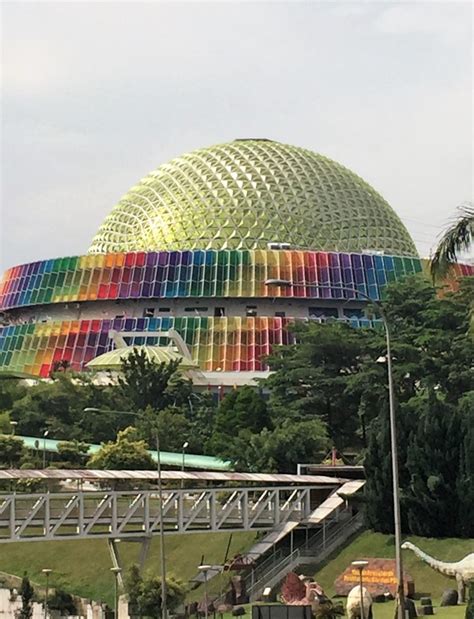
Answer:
top-left (430, 203), bottom-right (474, 280)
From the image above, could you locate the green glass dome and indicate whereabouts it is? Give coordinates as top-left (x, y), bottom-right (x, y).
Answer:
top-left (88, 139), bottom-right (417, 256)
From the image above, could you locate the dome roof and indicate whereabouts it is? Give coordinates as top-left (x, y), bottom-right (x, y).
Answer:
top-left (88, 139), bottom-right (417, 256)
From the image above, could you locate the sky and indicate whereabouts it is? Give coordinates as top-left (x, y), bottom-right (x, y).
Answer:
top-left (1, 1), bottom-right (472, 271)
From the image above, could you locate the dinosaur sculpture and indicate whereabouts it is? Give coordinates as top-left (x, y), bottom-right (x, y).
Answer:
top-left (346, 585), bottom-right (373, 619)
top-left (402, 541), bottom-right (474, 603)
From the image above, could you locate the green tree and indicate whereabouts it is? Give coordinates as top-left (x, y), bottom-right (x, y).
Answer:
top-left (0, 378), bottom-right (26, 411)
top-left (0, 434), bottom-right (25, 467)
top-left (10, 372), bottom-right (126, 442)
top-left (125, 564), bottom-right (142, 616)
top-left (136, 407), bottom-right (195, 453)
top-left (88, 427), bottom-right (155, 470)
top-left (18, 574), bottom-right (35, 619)
top-left (457, 392), bottom-right (474, 538)
top-left (404, 391), bottom-right (461, 537)
top-left (118, 350), bottom-right (192, 412)
top-left (56, 440), bottom-right (90, 468)
top-left (380, 277), bottom-right (472, 404)
top-left (208, 386), bottom-right (271, 454)
top-left (259, 417), bottom-right (330, 473)
top-left (213, 417), bottom-right (329, 473)
top-left (265, 321), bottom-right (372, 447)
top-left (47, 589), bottom-right (77, 615)
top-left (431, 202), bottom-right (473, 280)
top-left (363, 404), bottom-right (395, 533)
top-left (124, 566), bottom-right (186, 618)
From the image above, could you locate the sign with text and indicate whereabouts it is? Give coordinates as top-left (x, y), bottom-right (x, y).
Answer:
top-left (334, 558), bottom-right (414, 596)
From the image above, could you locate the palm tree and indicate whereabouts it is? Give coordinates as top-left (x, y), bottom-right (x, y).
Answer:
top-left (430, 202), bottom-right (473, 280)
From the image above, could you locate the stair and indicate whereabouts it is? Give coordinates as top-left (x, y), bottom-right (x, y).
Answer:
top-left (246, 511), bottom-right (364, 600)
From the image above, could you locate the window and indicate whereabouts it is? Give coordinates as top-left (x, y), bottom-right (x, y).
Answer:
top-left (158, 307), bottom-right (170, 313)
top-left (185, 307), bottom-right (208, 312)
top-left (143, 308), bottom-right (155, 317)
top-left (246, 309), bottom-right (257, 317)
top-left (214, 307), bottom-right (225, 317)
top-left (308, 307), bottom-right (338, 319)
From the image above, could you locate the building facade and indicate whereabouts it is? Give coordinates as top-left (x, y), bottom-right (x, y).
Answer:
top-left (0, 140), bottom-right (471, 382)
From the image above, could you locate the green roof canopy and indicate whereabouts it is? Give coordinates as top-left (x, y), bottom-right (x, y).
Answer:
top-left (86, 346), bottom-right (198, 371)
top-left (15, 435), bottom-right (231, 471)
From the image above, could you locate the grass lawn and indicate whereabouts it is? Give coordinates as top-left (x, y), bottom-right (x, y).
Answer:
top-left (0, 530), bottom-right (472, 611)
top-left (308, 531), bottom-right (473, 603)
top-left (0, 531), bottom-right (257, 606)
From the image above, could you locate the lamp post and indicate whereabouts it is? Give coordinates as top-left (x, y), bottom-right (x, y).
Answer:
top-left (351, 560), bottom-right (369, 619)
top-left (198, 564), bottom-right (212, 619)
top-left (42, 568), bottom-right (52, 619)
top-left (181, 441), bottom-right (189, 489)
top-left (110, 566), bottom-right (122, 618)
top-left (10, 420), bottom-right (18, 436)
top-left (265, 278), bottom-right (404, 619)
top-left (83, 407), bottom-right (168, 619)
top-left (42, 430), bottom-right (49, 469)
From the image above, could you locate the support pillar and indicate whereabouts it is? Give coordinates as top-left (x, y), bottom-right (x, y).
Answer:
top-left (108, 538), bottom-right (124, 589)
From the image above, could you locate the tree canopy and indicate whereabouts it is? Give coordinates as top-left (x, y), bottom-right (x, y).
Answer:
top-left (87, 427), bottom-right (155, 470)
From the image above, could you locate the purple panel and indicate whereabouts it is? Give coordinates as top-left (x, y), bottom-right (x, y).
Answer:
top-left (328, 253), bottom-right (343, 298)
top-left (146, 252), bottom-right (159, 266)
top-left (98, 332), bottom-right (109, 347)
top-left (144, 266), bottom-right (156, 282)
top-left (181, 251), bottom-right (192, 265)
top-left (118, 283), bottom-right (131, 297)
top-left (158, 252), bottom-right (169, 265)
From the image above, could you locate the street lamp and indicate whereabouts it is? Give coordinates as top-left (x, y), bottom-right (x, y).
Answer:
top-left (83, 407), bottom-right (168, 619)
top-left (181, 441), bottom-right (189, 489)
top-left (42, 568), bottom-right (52, 619)
top-left (9, 420), bottom-right (18, 436)
top-left (110, 566), bottom-right (122, 618)
top-left (265, 278), bottom-right (405, 619)
top-left (351, 560), bottom-right (369, 619)
top-left (42, 430), bottom-right (49, 469)
top-left (197, 564), bottom-right (213, 619)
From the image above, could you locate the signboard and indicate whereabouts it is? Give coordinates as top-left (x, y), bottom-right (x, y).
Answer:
top-left (334, 558), bottom-right (414, 596)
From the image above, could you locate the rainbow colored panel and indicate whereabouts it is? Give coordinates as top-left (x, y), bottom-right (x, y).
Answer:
top-left (0, 315), bottom-right (386, 378)
top-left (1, 250), bottom-right (471, 379)
top-left (0, 250), bottom-right (430, 311)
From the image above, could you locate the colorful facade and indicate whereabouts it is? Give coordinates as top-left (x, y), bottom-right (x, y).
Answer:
top-left (1, 140), bottom-right (472, 380)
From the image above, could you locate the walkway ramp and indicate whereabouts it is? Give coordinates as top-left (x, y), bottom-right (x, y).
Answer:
top-left (305, 479), bottom-right (365, 524)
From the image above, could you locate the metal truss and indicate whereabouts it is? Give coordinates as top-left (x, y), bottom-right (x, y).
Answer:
top-left (0, 485), bottom-right (314, 543)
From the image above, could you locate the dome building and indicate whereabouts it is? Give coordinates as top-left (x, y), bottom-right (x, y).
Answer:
top-left (0, 140), bottom-right (471, 383)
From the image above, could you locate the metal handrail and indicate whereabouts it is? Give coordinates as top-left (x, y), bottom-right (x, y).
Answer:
top-left (247, 511), bottom-right (363, 597)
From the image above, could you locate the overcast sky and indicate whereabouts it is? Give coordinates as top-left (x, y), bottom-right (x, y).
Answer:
top-left (1, 1), bottom-right (472, 271)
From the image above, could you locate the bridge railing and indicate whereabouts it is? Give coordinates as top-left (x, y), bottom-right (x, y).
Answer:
top-left (0, 485), bottom-right (316, 543)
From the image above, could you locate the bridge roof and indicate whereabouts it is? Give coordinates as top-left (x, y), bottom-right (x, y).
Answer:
top-left (15, 434), bottom-right (231, 471)
top-left (0, 468), bottom-right (345, 485)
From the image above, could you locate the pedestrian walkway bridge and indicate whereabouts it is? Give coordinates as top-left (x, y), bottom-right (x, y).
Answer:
top-left (0, 469), bottom-right (351, 544)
